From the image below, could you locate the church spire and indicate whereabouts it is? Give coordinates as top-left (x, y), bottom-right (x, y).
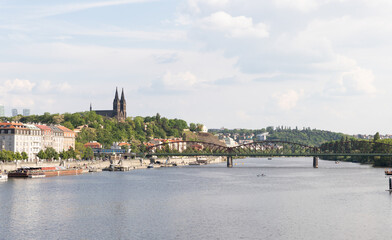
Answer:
top-left (114, 87), bottom-right (119, 101)
top-left (120, 88), bottom-right (125, 103)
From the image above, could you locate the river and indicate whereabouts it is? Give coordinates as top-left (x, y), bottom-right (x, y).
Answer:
top-left (1, 157), bottom-right (391, 240)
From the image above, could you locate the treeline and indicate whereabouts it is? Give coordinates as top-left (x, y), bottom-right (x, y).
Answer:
top-left (320, 134), bottom-right (392, 166)
top-left (3, 111), bottom-right (200, 149)
top-left (268, 127), bottom-right (347, 146)
top-left (210, 126), bottom-right (347, 146)
top-left (0, 147), bottom-right (93, 162)
top-left (0, 150), bottom-right (28, 161)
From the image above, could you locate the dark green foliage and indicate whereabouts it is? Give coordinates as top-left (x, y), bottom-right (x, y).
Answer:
top-left (7, 112), bottom-right (190, 152)
top-left (210, 126), bottom-right (347, 147)
top-left (320, 138), bottom-right (392, 166)
top-left (82, 147), bottom-right (94, 160)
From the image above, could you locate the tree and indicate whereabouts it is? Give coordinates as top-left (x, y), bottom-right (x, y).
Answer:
top-left (189, 123), bottom-right (197, 132)
top-left (15, 152), bottom-right (22, 160)
top-left (44, 147), bottom-right (57, 160)
top-left (374, 132), bottom-right (380, 141)
top-left (21, 152), bottom-right (28, 160)
top-left (37, 150), bottom-right (47, 160)
top-left (67, 147), bottom-right (76, 159)
top-left (83, 147), bottom-right (94, 160)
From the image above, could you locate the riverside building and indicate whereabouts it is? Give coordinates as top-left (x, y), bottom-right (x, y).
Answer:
top-left (0, 122), bottom-right (75, 161)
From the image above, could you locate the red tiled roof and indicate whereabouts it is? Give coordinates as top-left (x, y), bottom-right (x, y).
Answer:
top-left (35, 124), bottom-right (52, 131)
top-left (0, 122), bottom-right (26, 129)
top-left (57, 125), bottom-right (75, 133)
top-left (84, 142), bottom-right (102, 148)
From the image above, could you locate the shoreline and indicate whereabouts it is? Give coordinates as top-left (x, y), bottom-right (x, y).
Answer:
top-left (0, 156), bottom-right (225, 172)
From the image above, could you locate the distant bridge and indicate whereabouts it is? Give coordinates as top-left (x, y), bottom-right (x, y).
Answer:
top-left (143, 140), bottom-right (392, 168)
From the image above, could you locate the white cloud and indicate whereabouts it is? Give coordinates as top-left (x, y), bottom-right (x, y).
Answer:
top-left (162, 71), bottom-right (199, 90)
top-left (274, 89), bottom-right (304, 110)
top-left (198, 11), bottom-right (269, 38)
top-left (339, 67), bottom-right (376, 95)
top-left (0, 79), bottom-right (36, 94)
top-left (187, 0), bottom-right (229, 14)
top-left (31, 0), bottom-right (156, 18)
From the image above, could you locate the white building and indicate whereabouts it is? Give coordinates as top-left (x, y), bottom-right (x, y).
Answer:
top-left (256, 132), bottom-right (269, 141)
top-left (50, 125), bottom-right (64, 153)
top-left (0, 122), bottom-right (38, 161)
top-left (24, 124), bottom-right (42, 161)
top-left (224, 137), bottom-right (238, 147)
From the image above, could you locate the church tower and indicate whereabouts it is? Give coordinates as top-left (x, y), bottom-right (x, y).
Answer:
top-left (113, 87), bottom-right (121, 117)
top-left (120, 88), bottom-right (126, 120)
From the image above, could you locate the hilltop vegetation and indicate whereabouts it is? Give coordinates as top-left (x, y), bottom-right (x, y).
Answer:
top-left (320, 134), bottom-right (392, 166)
top-left (210, 126), bottom-right (348, 147)
top-left (3, 112), bottom-right (201, 150)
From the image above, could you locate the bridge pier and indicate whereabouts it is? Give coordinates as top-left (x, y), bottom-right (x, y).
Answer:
top-left (313, 156), bottom-right (319, 168)
top-left (227, 156), bottom-right (233, 168)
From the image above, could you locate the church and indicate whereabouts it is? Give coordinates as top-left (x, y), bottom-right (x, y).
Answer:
top-left (90, 88), bottom-right (127, 122)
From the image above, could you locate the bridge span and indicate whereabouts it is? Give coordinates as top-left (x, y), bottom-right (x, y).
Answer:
top-left (142, 140), bottom-right (392, 168)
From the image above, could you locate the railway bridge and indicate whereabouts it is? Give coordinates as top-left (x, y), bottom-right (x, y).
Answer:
top-left (143, 140), bottom-right (392, 168)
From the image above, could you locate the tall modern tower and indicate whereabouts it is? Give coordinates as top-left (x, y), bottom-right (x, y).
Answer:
top-left (0, 105), bottom-right (4, 117)
top-left (23, 109), bottom-right (30, 116)
top-left (12, 109), bottom-right (18, 117)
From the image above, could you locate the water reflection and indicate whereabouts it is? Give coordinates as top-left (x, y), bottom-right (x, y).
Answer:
top-left (0, 158), bottom-right (391, 240)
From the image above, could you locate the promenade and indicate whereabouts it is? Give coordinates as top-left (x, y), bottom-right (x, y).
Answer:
top-left (0, 156), bottom-right (224, 172)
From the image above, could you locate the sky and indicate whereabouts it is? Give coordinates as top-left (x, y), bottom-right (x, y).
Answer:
top-left (0, 0), bottom-right (391, 134)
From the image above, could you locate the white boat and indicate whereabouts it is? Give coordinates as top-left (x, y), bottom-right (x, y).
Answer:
top-left (0, 173), bottom-right (8, 181)
top-left (28, 173), bottom-right (46, 178)
top-left (147, 164), bottom-right (154, 168)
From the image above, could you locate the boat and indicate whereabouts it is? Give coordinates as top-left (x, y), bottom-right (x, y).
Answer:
top-left (102, 164), bottom-right (129, 171)
top-left (89, 168), bottom-right (102, 173)
top-left (147, 164), bottom-right (154, 168)
top-left (8, 166), bottom-right (83, 178)
top-left (188, 162), bottom-right (200, 166)
top-left (268, 158), bottom-right (272, 160)
top-left (385, 169), bottom-right (392, 175)
top-left (28, 172), bottom-right (46, 178)
top-left (0, 173), bottom-right (8, 181)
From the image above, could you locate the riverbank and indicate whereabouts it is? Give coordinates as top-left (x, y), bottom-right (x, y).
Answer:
top-left (0, 156), bottom-right (225, 172)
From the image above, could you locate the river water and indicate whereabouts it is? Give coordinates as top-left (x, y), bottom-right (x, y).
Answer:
top-left (1, 157), bottom-right (391, 240)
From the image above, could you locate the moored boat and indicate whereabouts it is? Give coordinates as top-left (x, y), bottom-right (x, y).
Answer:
top-left (385, 169), bottom-right (392, 175)
top-left (8, 166), bottom-right (83, 178)
top-left (147, 164), bottom-right (154, 168)
top-left (0, 173), bottom-right (8, 181)
top-left (28, 172), bottom-right (46, 178)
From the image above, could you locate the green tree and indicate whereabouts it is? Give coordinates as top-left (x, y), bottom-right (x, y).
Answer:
top-left (37, 150), bottom-right (47, 160)
top-left (21, 152), bottom-right (28, 160)
top-left (374, 132), bottom-right (380, 141)
top-left (15, 152), bottom-right (22, 160)
top-left (44, 147), bottom-right (57, 160)
top-left (189, 123), bottom-right (197, 132)
top-left (82, 147), bottom-right (94, 160)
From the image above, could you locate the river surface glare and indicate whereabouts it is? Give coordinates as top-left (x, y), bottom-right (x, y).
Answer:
top-left (1, 158), bottom-right (392, 240)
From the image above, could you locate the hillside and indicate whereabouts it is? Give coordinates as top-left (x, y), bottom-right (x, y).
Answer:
top-left (3, 112), bottom-right (202, 150)
top-left (183, 131), bottom-right (225, 146)
top-left (210, 126), bottom-right (348, 147)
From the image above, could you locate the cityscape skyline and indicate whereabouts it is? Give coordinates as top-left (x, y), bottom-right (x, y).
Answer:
top-left (1, 1), bottom-right (392, 135)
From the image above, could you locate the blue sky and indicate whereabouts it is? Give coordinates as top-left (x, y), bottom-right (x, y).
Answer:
top-left (1, 0), bottom-right (391, 134)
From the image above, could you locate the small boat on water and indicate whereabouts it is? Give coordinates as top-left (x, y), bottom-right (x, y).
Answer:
top-left (385, 169), bottom-right (392, 175)
top-left (0, 173), bottom-right (8, 181)
top-left (147, 164), bottom-right (154, 168)
top-left (268, 158), bottom-right (272, 160)
top-left (28, 172), bottom-right (46, 178)
top-left (188, 162), bottom-right (200, 166)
